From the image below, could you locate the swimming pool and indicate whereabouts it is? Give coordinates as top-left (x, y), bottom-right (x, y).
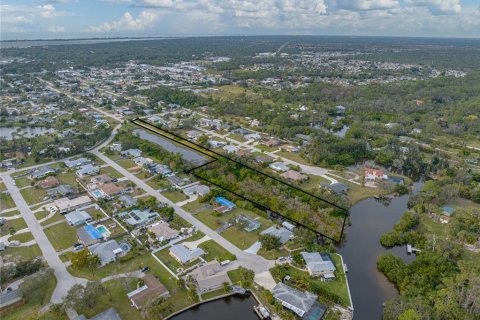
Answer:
top-left (92, 189), bottom-right (105, 199)
top-left (95, 224), bottom-right (111, 238)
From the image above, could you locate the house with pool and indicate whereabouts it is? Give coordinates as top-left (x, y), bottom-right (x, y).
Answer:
top-left (76, 224), bottom-right (112, 247)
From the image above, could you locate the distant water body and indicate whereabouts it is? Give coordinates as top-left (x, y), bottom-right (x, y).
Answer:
top-left (0, 37), bottom-right (172, 49)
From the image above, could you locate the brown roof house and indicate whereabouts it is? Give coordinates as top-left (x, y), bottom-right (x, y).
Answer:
top-left (38, 176), bottom-right (60, 189)
top-left (100, 183), bottom-right (124, 197)
top-left (148, 221), bottom-right (179, 242)
top-left (127, 274), bottom-right (169, 309)
top-left (280, 170), bottom-right (307, 182)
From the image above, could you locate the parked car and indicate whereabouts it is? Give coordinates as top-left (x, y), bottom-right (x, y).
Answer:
top-left (9, 240), bottom-right (21, 246)
top-left (141, 266), bottom-right (149, 272)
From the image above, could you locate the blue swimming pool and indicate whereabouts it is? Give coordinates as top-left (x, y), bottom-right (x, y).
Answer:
top-left (215, 197), bottom-right (235, 208)
top-left (92, 190), bottom-right (104, 198)
top-left (96, 225), bottom-right (110, 236)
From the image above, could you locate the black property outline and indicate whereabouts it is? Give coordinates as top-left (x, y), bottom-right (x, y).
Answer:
top-left (132, 118), bottom-right (348, 243)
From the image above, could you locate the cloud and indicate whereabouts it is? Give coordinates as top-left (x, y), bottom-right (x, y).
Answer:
top-left (406, 0), bottom-right (461, 14)
top-left (87, 10), bottom-right (160, 32)
top-left (0, 4), bottom-right (69, 26)
top-left (333, 0), bottom-right (399, 11)
top-left (48, 25), bottom-right (66, 32)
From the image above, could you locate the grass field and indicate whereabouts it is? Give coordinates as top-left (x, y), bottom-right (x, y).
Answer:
top-left (276, 151), bottom-right (310, 165)
top-left (43, 222), bottom-right (78, 251)
top-left (1, 217), bottom-right (27, 236)
top-left (0, 245), bottom-right (42, 261)
top-left (20, 187), bottom-right (48, 205)
top-left (8, 232), bottom-right (34, 243)
top-left (0, 193), bottom-right (16, 211)
top-left (57, 171), bottom-right (79, 186)
top-left (12, 176), bottom-right (32, 188)
top-left (40, 213), bottom-right (65, 226)
top-left (201, 288), bottom-right (228, 300)
top-left (228, 133), bottom-right (247, 143)
top-left (161, 190), bottom-right (188, 203)
top-left (0, 210), bottom-right (20, 217)
top-left (34, 210), bottom-right (50, 220)
top-left (198, 240), bottom-right (236, 262)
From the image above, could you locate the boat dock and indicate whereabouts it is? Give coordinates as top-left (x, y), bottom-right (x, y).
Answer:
top-left (254, 304), bottom-right (271, 319)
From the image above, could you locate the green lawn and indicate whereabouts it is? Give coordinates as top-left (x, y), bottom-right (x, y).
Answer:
top-left (40, 213), bottom-right (65, 226)
top-left (1, 217), bottom-right (27, 236)
top-left (154, 248), bottom-right (199, 272)
top-left (0, 245), bottom-right (42, 261)
top-left (257, 247), bottom-right (290, 260)
top-left (43, 222), bottom-right (78, 251)
top-left (228, 133), bottom-right (247, 142)
top-left (299, 175), bottom-right (332, 191)
top-left (99, 166), bottom-right (123, 179)
top-left (0, 210), bottom-right (20, 217)
top-left (1, 271), bottom-right (60, 320)
top-left (8, 232), bottom-right (34, 243)
top-left (0, 183), bottom-right (7, 192)
top-left (198, 240), bottom-right (237, 262)
top-left (13, 176), bottom-right (32, 188)
top-left (276, 151), bottom-right (310, 165)
top-left (57, 171), bottom-right (79, 186)
top-left (0, 193), bottom-right (16, 211)
top-left (256, 144), bottom-right (278, 152)
top-left (34, 210), bottom-right (50, 220)
top-left (346, 181), bottom-right (391, 204)
top-left (227, 269), bottom-right (243, 284)
top-left (20, 187), bottom-right (48, 205)
top-left (270, 254), bottom-right (351, 307)
top-left (201, 288), bottom-right (228, 300)
top-left (161, 190), bottom-right (188, 203)
top-left (182, 198), bottom-right (208, 212)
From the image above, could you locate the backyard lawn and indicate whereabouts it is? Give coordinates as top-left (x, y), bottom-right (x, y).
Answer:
top-left (201, 288), bottom-right (227, 300)
top-left (43, 221), bottom-right (78, 251)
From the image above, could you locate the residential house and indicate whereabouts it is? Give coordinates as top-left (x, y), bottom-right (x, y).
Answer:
top-left (65, 158), bottom-right (91, 169)
top-left (260, 226), bottom-right (293, 244)
top-left (73, 308), bottom-right (122, 320)
top-left (119, 195), bottom-right (138, 207)
top-left (127, 275), bottom-right (169, 309)
top-left (47, 184), bottom-right (74, 197)
top-left (121, 149), bottom-right (142, 158)
top-left (54, 196), bottom-right (92, 214)
top-left (186, 130), bottom-right (202, 140)
top-left (365, 168), bottom-right (384, 181)
top-left (264, 138), bottom-right (281, 147)
top-left (236, 215), bottom-right (261, 232)
top-left (187, 261), bottom-right (231, 293)
top-left (167, 175), bottom-right (189, 189)
top-left (38, 176), bottom-right (60, 189)
top-left (76, 165), bottom-right (100, 178)
top-left (269, 162), bottom-right (289, 172)
top-left (223, 145), bottom-right (238, 154)
top-left (244, 133), bottom-right (261, 141)
top-left (100, 183), bottom-right (124, 197)
top-left (280, 170), bottom-right (307, 182)
top-left (169, 244), bottom-right (205, 265)
top-left (76, 225), bottom-right (103, 247)
top-left (255, 155), bottom-right (274, 164)
top-left (236, 149), bottom-right (251, 157)
top-left (321, 182), bottom-right (349, 195)
top-left (301, 252), bottom-right (336, 278)
top-left (64, 210), bottom-right (92, 226)
top-left (133, 157), bottom-right (153, 168)
top-left (88, 240), bottom-right (124, 266)
top-left (151, 164), bottom-right (172, 176)
top-left (119, 209), bottom-right (160, 227)
top-left (282, 221), bottom-right (296, 231)
top-left (148, 221), bottom-right (179, 242)
top-left (181, 184), bottom-right (210, 197)
top-left (29, 165), bottom-right (55, 179)
top-left (208, 140), bottom-right (226, 148)
top-left (91, 174), bottom-right (112, 186)
top-left (272, 282), bottom-right (327, 319)
top-left (279, 145), bottom-right (301, 153)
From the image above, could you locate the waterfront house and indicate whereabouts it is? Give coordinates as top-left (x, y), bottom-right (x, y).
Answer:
top-left (365, 168), bottom-right (384, 181)
top-left (321, 182), bottom-right (349, 195)
top-left (187, 261), bottom-right (231, 293)
top-left (127, 275), bottom-right (169, 309)
top-left (301, 252), bottom-right (336, 278)
top-left (169, 244), bottom-right (205, 265)
top-left (73, 307), bottom-right (122, 320)
top-left (272, 282), bottom-right (327, 319)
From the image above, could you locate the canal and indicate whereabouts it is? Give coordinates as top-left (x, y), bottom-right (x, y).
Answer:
top-left (337, 181), bottom-right (423, 320)
top-left (170, 295), bottom-right (258, 320)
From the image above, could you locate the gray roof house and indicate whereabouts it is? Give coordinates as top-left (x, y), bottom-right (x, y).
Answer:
top-left (321, 182), bottom-right (349, 195)
top-left (88, 240), bottom-right (124, 266)
top-left (65, 158), bottom-right (91, 169)
top-left (47, 184), bottom-right (74, 196)
top-left (73, 308), bottom-right (122, 320)
top-left (121, 149), bottom-right (142, 158)
top-left (260, 226), bottom-right (293, 244)
top-left (64, 210), bottom-right (92, 226)
top-left (29, 165), bottom-right (55, 179)
top-left (269, 162), bottom-right (289, 172)
top-left (119, 195), bottom-right (138, 207)
top-left (272, 282), bottom-right (326, 319)
top-left (187, 261), bottom-right (231, 293)
top-left (76, 164), bottom-right (100, 178)
top-left (301, 252), bottom-right (336, 278)
top-left (169, 244), bottom-right (205, 265)
top-left (182, 184), bottom-right (210, 197)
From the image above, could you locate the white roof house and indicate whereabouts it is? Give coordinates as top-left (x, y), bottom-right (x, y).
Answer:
top-left (169, 244), bottom-right (205, 265)
top-left (269, 162), bottom-right (289, 172)
top-left (76, 164), bottom-right (100, 178)
top-left (301, 252), bottom-right (336, 277)
top-left (260, 226), bottom-right (293, 244)
top-left (64, 210), bottom-right (92, 226)
top-left (54, 195), bottom-right (92, 214)
top-left (272, 282), bottom-right (318, 318)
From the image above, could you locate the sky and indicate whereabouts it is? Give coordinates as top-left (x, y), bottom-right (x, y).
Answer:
top-left (1, 0), bottom-right (479, 40)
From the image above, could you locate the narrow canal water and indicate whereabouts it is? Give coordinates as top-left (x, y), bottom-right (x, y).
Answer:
top-left (337, 181), bottom-right (423, 320)
top-left (170, 295), bottom-right (258, 320)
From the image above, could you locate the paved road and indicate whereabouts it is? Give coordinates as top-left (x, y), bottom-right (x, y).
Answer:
top-left (0, 173), bottom-right (87, 303)
top-left (90, 148), bottom-right (275, 274)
